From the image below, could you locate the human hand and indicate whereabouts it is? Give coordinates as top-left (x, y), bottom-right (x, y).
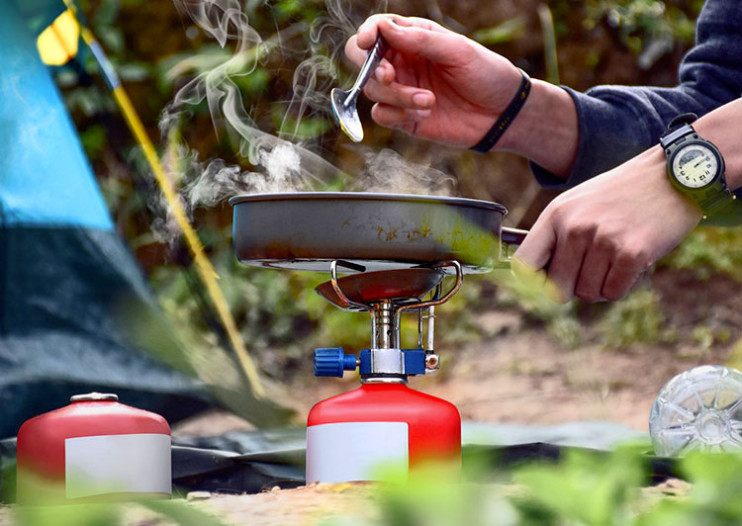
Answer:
top-left (513, 147), bottom-right (702, 302)
top-left (344, 14), bottom-right (523, 147)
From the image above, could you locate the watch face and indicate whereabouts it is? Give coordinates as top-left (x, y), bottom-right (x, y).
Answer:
top-left (672, 143), bottom-right (720, 189)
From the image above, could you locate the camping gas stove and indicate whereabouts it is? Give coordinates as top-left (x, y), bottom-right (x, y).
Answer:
top-left (312, 260), bottom-right (462, 382)
top-left (305, 260), bottom-right (464, 482)
top-left (229, 192), bottom-right (527, 483)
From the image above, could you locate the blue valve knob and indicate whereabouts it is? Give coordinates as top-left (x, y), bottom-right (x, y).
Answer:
top-left (313, 348), bottom-right (357, 377)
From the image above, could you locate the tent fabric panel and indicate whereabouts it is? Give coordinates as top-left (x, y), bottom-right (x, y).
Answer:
top-left (10, 0), bottom-right (67, 36)
top-left (0, 225), bottom-right (213, 438)
top-left (1, 226), bottom-right (155, 336)
top-left (0, 1), bottom-right (113, 231)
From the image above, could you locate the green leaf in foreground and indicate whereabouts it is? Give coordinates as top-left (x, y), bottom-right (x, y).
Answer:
top-left (513, 445), bottom-right (646, 526)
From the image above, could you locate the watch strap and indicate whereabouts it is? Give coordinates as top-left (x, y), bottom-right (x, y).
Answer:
top-left (700, 194), bottom-right (742, 226)
top-left (660, 113), bottom-right (698, 148)
top-left (667, 112), bottom-right (698, 130)
top-left (660, 122), bottom-right (695, 149)
top-left (698, 184), bottom-right (734, 215)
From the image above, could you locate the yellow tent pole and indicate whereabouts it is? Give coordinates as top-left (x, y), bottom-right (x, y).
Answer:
top-left (111, 87), bottom-right (265, 398)
top-left (62, 2), bottom-right (264, 397)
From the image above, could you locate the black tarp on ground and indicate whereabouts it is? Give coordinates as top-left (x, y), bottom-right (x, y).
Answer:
top-left (0, 422), bottom-right (676, 502)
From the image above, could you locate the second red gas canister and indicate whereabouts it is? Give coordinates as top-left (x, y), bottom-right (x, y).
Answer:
top-left (16, 392), bottom-right (171, 503)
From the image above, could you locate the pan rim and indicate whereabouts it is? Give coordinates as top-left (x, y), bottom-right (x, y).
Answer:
top-left (228, 191), bottom-right (508, 214)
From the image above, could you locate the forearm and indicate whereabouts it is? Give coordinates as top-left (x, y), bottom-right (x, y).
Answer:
top-left (515, 0), bottom-right (742, 190)
top-left (593, 97), bottom-right (742, 225)
top-left (496, 79), bottom-right (578, 179)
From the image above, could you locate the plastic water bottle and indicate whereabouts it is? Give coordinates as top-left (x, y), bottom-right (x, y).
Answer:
top-left (649, 365), bottom-right (742, 457)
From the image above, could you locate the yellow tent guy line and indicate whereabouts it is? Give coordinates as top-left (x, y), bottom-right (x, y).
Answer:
top-left (113, 88), bottom-right (265, 398)
top-left (63, 1), bottom-right (264, 397)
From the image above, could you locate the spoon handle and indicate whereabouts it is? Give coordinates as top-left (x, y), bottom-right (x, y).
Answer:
top-left (348, 36), bottom-right (388, 101)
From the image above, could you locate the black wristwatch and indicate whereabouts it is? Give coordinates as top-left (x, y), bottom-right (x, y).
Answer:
top-left (660, 113), bottom-right (742, 224)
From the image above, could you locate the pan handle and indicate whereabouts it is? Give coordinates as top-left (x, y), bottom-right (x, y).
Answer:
top-left (497, 227), bottom-right (529, 268)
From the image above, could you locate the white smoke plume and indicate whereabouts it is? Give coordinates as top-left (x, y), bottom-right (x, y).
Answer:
top-left (357, 148), bottom-right (456, 196)
top-left (152, 0), bottom-right (453, 242)
top-left (162, 0), bottom-right (349, 202)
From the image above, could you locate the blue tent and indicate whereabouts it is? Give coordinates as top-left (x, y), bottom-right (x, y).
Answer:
top-left (0, 0), bottom-right (212, 437)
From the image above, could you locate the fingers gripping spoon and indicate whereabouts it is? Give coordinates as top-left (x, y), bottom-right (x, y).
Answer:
top-left (331, 37), bottom-right (388, 142)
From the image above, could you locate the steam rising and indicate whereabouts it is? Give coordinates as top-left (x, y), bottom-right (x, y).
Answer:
top-left (186, 143), bottom-right (302, 208)
top-left (163, 0), bottom-right (345, 199)
top-left (356, 149), bottom-right (455, 196)
top-left (156, 0), bottom-right (454, 238)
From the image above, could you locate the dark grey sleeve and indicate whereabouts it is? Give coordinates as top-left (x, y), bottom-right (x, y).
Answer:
top-left (532, 0), bottom-right (742, 189)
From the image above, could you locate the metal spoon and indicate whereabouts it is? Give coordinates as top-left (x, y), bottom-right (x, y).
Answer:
top-left (331, 36), bottom-right (388, 142)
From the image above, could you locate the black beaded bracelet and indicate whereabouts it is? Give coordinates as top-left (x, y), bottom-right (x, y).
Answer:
top-left (471, 68), bottom-right (532, 154)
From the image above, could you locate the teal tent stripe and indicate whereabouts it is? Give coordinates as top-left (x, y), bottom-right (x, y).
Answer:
top-left (0, 1), bottom-right (113, 230)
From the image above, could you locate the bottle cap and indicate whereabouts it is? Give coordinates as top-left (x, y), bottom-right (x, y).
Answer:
top-left (70, 392), bottom-right (119, 403)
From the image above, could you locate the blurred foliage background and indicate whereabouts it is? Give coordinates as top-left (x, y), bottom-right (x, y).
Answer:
top-left (55, 0), bottom-right (742, 387)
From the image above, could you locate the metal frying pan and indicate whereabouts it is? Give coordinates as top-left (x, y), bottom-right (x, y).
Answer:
top-left (230, 192), bottom-right (527, 273)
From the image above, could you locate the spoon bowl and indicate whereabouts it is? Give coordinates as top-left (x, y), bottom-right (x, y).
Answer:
top-left (331, 36), bottom-right (388, 142)
top-left (331, 87), bottom-right (364, 142)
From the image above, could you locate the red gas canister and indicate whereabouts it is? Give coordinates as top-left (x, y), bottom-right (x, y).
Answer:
top-left (306, 382), bottom-right (461, 483)
top-left (16, 392), bottom-right (171, 503)
top-left (306, 265), bottom-right (466, 483)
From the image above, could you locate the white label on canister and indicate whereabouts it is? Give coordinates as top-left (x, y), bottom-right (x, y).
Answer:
top-left (306, 422), bottom-right (409, 483)
top-left (65, 433), bottom-right (171, 499)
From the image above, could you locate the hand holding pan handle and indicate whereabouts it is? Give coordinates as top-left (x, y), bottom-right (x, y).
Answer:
top-left (497, 227), bottom-right (529, 268)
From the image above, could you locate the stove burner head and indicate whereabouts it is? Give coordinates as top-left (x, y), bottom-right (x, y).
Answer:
top-left (315, 268), bottom-right (446, 309)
